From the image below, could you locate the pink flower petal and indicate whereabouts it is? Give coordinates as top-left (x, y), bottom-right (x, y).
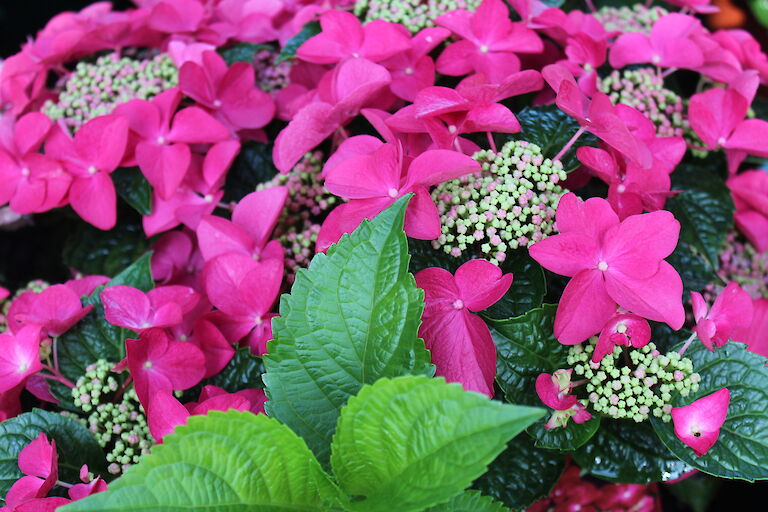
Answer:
top-left (672, 388), bottom-right (730, 457)
top-left (554, 269), bottom-right (617, 345)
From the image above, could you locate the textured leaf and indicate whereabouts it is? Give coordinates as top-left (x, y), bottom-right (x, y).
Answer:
top-left (0, 409), bottom-right (105, 498)
top-left (263, 197), bottom-right (433, 463)
top-left (62, 222), bottom-right (151, 278)
top-left (651, 342), bottom-right (768, 481)
top-left (113, 166), bottom-right (152, 216)
top-left (573, 421), bottom-right (692, 483)
top-left (526, 416), bottom-right (601, 451)
top-left (473, 433), bottom-right (565, 510)
top-left (57, 253), bottom-right (154, 381)
top-left (222, 141), bottom-right (278, 203)
top-left (650, 322), bottom-right (689, 353)
top-left (667, 162), bottom-right (734, 269)
top-left (62, 411), bottom-right (341, 512)
top-left (187, 348), bottom-right (265, 399)
top-left (330, 376), bottom-right (544, 512)
top-left (218, 43), bottom-right (272, 66)
top-left (666, 243), bottom-right (719, 295)
top-left (423, 490), bottom-right (509, 512)
top-left (510, 105), bottom-right (598, 173)
top-left (277, 21), bottom-right (321, 63)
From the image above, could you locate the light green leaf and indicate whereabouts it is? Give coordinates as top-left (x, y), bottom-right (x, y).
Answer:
top-left (263, 196), bottom-right (433, 463)
top-left (0, 409), bottom-right (105, 498)
top-left (61, 411), bottom-right (341, 512)
top-left (651, 342), bottom-right (768, 481)
top-left (330, 376), bottom-right (544, 512)
top-left (424, 490), bottom-right (509, 512)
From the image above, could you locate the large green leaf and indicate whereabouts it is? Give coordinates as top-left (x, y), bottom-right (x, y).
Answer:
top-left (526, 416), bottom-right (601, 452)
top-left (424, 490), bottom-right (509, 512)
top-left (62, 411), bottom-right (341, 511)
top-left (62, 222), bottom-right (151, 278)
top-left (222, 141), bottom-right (278, 203)
top-left (510, 105), bottom-right (598, 173)
top-left (112, 167), bottom-right (152, 216)
top-left (277, 21), bottom-right (321, 63)
top-left (573, 421), bottom-right (692, 484)
top-left (57, 253), bottom-right (154, 381)
top-left (330, 376), bottom-right (544, 512)
top-left (651, 342), bottom-right (768, 481)
top-left (667, 162), bottom-right (734, 269)
top-left (0, 409), bottom-right (105, 498)
top-left (666, 243), bottom-right (719, 295)
top-left (263, 197), bottom-right (433, 463)
top-left (472, 434), bottom-right (565, 510)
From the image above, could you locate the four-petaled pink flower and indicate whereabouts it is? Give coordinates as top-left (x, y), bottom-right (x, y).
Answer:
top-left (529, 193), bottom-right (684, 345)
top-left (415, 259), bottom-right (513, 398)
top-left (691, 282), bottom-right (753, 352)
top-left (727, 170), bottom-right (768, 252)
top-left (536, 369), bottom-right (592, 429)
top-left (11, 284), bottom-right (93, 337)
top-left (101, 285), bottom-right (198, 332)
top-left (0, 325), bottom-right (44, 394)
top-left (671, 388), bottom-right (730, 457)
top-left (3, 433), bottom-right (59, 511)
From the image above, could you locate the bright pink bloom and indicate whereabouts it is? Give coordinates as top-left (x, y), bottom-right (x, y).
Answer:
top-left (185, 318), bottom-right (235, 379)
top-left (0, 325), bottom-right (44, 394)
top-left (206, 0), bottom-right (281, 45)
top-left (415, 259), bottom-right (512, 397)
top-left (296, 10), bottom-right (410, 65)
top-left (179, 51), bottom-right (275, 134)
top-left (0, 286), bottom-right (9, 301)
top-left (3, 434), bottom-right (58, 511)
top-left (671, 388), bottom-right (730, 457)
top-left (380, 27), bottom-right (449, 102)
top-left (732, 298), bottom-right (768, 359)
top-left (12, 284), bottom-right (93, 337)
top-left (435, 0), bottom-right (543, 83)
top-left (712, 30), bottom-right (768, 85)
top-left (727, 170), bottom-right (768, 252)
top-left (536, 369), bottom-right (592, 429)
top-left (64, 275), bottom-right (109, 298)
top-left (166, 40), bottom-right (216, 68)
top-left (318, 142), bottom-right (480, 250)
top-left (151, 231), bottom-right (196, 285)
top-left (113, 88), bottom-right (231, 200)
top-left (101, 285), bottom-right (198, 332)
top-left (196, 187), bottom-right (287, 262)
top-left (45, 115), bottom-right (128, 230)
top-left (529, 193), bottom-right (684, 344)
top-left (125, 328), bottom-right (206, 406)
top-left (593, 312), bottom-right (651, 363)
top-left (691, 283), bottom-right (753, 351)
top-left (665, 0), bottom-right (719, 13)
top-left (147, 0), bottom-right (207, 35)
top-left (609, 14), bottom-right (704, 71)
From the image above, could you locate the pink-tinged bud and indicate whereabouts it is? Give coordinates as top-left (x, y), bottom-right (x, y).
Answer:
top-left (671, 388), bottom-right (730, 457)
top-left (594, 312), bottom-right (651, 363)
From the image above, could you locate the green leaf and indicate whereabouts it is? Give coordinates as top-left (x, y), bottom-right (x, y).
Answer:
top-left (511, 105), bottom-right (598, 173)
top-left (218, 43), bottom-right (272, 66)
top-left (61, 411), bottom-right (341, 512)
top-left (473, 434), bottom-right (565, 510)
top-left (330, 376), bottom-right (544, 512)
top-left (277, 21), bottom-right (321, 63)
top-left (263, 196), bottom-right (433, 463)
top-left (57, 253), bottom-right (154, 381)
top-left (423, 490), bottom-right (509, 512)
top-left (651, 342), bottom-right (768, 481)
top-left (526, 416), bottom-right (601, 451)
top-left (222, 141), bottom-right (278, 202)
top-left (62, 222), bottom-right (151, 277)
top-left (0, 409), bottom-right (105, 498)
top-left (650, 322), bottom-right (689, 353)
top-left (189, 348), bottom-right (265, 397)
top-left (666, 243), bottom-right (719, 295)
top-left (667, 162), bottom-right (734, 269)
top-left (573, 421), bottom-right (692, 483)
top-left (112, 167), bottom-right (152, 216)
top-left (666, 473), bottom-right (721, 512)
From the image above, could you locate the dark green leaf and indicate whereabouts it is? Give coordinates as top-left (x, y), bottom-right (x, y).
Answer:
top-left (665, 473), bottom-right (721, 512)
top-left (62, 223), bottom-right (150, 278)
top-left (666, 242), bottom-right (719, 295)
top-left (0, 409), bottom-right (105, 498)
top-left (263, 196), bottom-right (433, 464)
top-left (408, 238), bottom-right (471, 275)
top-left (222, 141), bottom-right (278, 203)
top-left (473, 434), bottom-right (565, 510)
top-left (651, 342), bottom-right (768, 481)
top-left (650, 322), bottom-right (689, 353)
top-left (573, 421), bottom-right (692, 483)
top-left (112, 167), bottom-right (152, 216)
top-left (277, 21), bottom-right (321, 63)
top-left (218, 43), bottom-right (272, 66)
top-left (526, 416), bottom-right (601, 452)
top-left (192, 348), bottom-right (265, 395)
top-left (511, 105), bottom-right (598, 173)
top-left (667, 162), bottom-right (734, 269)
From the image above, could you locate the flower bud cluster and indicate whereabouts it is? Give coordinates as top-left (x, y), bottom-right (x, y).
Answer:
top-left (705, 231), bottom-right (768, 301)
top-left (600, 68), bottom-right (685, 138)
top-left (68, 359), bottom-right (153, 476)
top-left (258, 151), bottom-right (337, 282)
top-left (254, 49), bottom-right (292, 93)
top-left (593, 5), bottom-right (667, 34)
top-left (568, 338), bottom-right (700, 423)
top-left (431, 140), bottom-right (567, 264)
top-left (43, 52), bottom-right (178, 132)
top-left (354, 0), bottom-right (481, 33)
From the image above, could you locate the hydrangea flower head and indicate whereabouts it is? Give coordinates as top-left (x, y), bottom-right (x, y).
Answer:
top-left (691, 282), bottom-right (753, 351)
top-left (355, 0), bottom-right (481, 33)
top-left (593, 4), bottom-right (668, 34)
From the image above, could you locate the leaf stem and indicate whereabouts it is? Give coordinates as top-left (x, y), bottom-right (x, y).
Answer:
top-left (40, 366), bottom-right (75, 389)
top-left (553, 126), bottom-right (586, 162)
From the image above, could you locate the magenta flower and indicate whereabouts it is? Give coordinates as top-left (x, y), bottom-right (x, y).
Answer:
top-left (415, 259), bottom-right (512, 398)
top-left (609, 14), bottom-right (704, 71)
top-left (113, 88), bottom-right (231, 200)
top-left (101, 285), bottom-right (199, 332)
top-left (125, 328), bottom-right (206, 406)
top-left (196, 187), bottom-right (287, 262)
top-left (185, 318), bottom-right (235, 379)
top-left (46, 114), bottom-right (129, 230)
top-left (732, 298), bottom-right (768, 359)
top-left (380, 27), bottom-right (449, 102)
top-left (536, 369), bottom-right (592, 429)
top-left (0, 325), bottom-right (44, 394)
top-left (713, 30), bottom-right (768, 85)
top-left (12, 284), bottom-right (93, 337)
top-left (3, 433), bottom-right (58, 511)
top-left (671, 388), bottom-right (730, 457)
top-left (179, 50), bottom-right (275, 134)
top-left (727, 170), bottom-right (768, 252)
top-left (318, 142), bottom-right (480, 250)
top-left (593, 312), bottom-right (651, 363)
top-left (691, 283), bottom-right (753, 352)
top-left (665, 0), bottom-right (719, 13)
top-left (529, 193), bottom-right (684, 344)
top-left (435, 0), bottom-right (543, 83)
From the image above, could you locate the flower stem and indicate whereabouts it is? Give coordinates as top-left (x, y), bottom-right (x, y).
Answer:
top-left (113, 376), bottom-right (133, 403)
top-left (553, 126), bottom-right (586, 162)
top-left (486, 131), bottom-right (497, 153)
top-left (56, 480), bottom-right (73, 489)
top-left (678, 332), bottom-right (698, 356)
top-left (661, 67), bottom-right (678, 79)
top-left (585, 0), bottom-right (596, 12)
top-left (40, 366), bottom-right (75, 389)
